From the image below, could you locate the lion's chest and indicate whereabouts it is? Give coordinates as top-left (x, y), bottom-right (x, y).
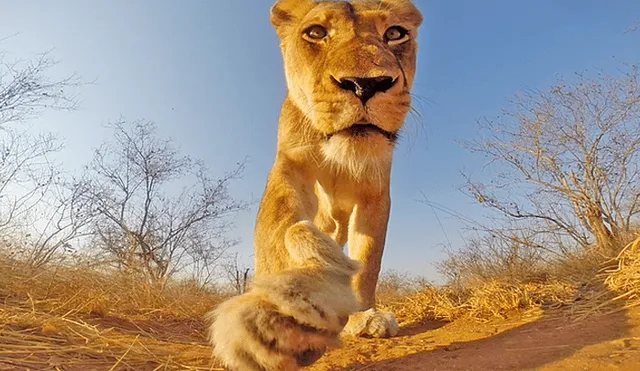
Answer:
top-left (311, 177), bottom-right (362, 246)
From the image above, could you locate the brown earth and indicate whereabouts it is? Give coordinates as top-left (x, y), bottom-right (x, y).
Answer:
top-left (310, 307), bottom-right (640, 371)
top-left (2, 306), bottom-right (639, 370)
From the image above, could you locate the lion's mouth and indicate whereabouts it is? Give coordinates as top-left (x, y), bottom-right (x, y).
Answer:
top-left (327, 123), bottom-right (398, 142)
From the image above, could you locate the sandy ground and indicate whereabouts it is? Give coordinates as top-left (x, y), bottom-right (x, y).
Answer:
top-left (309, 307), bottom-right (640, 371)
top-left (1, 307), bottom-right (639, 370)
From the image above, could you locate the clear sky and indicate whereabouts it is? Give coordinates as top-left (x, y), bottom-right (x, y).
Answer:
top-left (1, 1), bottom-right (639, 282)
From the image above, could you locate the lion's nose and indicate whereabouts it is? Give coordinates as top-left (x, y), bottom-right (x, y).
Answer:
top-left (334, 76), bottom-right (396, 105)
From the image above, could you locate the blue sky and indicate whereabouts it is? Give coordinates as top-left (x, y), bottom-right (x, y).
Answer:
top-left (1, 1), bottom-right (639, 282)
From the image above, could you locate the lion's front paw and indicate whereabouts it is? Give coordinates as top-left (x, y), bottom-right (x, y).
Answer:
top-left (341, 308), bottom-right (399, 338)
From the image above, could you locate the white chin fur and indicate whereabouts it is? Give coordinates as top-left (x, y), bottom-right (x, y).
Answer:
top-left (321, 134), bottom-right (393, 182)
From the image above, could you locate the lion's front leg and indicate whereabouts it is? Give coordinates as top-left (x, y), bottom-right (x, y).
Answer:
top-left (342, 193), bottom-right (399, 338)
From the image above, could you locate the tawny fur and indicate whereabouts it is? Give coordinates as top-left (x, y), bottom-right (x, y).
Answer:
top-left (209, 0), bottom-right (422, 369)
top-left (209, 222), bottom-right (361, 371)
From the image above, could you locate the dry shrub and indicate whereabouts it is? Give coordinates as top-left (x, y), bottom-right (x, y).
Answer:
top-left (0, 253), bottom-right (224, 369)
top-left (603, 235), bottom-right (640, 309)
top-left (388, 235), bottom-right (640, 327)
top-left (379, 285), bottom-right (461, 324)
top-left (462, 280), bottom-right (576, 319)
top-left (550, 250), bottom-right (607, 284)
top-left (382, 279), bottom-right (577, 327)
top-left (437, 235), bottom-right (553, 290)
top-left (416, 230), bottom-right (640, 327)
top-left (376, 270), bottom-right (427, 303)
top-left (376, 238), bottom-right (589, 326)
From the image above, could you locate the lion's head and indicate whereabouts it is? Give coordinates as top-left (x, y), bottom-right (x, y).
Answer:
top-left (271, 0), bottom-right (423, 179)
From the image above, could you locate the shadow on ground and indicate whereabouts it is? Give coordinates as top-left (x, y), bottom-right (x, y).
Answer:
top-left (396, 320), bottom-right (449, 337)
top-left (343, 307), bottom-right (631, 371)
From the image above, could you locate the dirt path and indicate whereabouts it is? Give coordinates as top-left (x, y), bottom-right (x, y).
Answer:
top-left (309, 307), bottom-right (640, 371)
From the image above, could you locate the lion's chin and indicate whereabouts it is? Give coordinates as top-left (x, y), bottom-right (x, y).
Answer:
top-left (328, 123), bottom-right (398, 142)
top-left (321, 133), bottom-right (394, 182)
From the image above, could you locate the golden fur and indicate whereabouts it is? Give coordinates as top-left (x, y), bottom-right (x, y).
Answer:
top-left (209, 0), bottom-right (422, 369)
top-left (208, 222), bottom-right (361, 370)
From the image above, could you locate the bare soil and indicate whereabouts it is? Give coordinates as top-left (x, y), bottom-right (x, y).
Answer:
top-left (310, 307), bottom-right (640, 371)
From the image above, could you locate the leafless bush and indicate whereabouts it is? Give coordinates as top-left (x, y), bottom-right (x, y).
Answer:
top-left (0, 128), bottom-right (93, 266)
top-left (438, 232), bottom-right (548, 288)
top-left (462, 66), bottom-right (640, 257)
top-left (0, 48), bottom-right (80, 126)
top-left (428, 66), bottom-right (640, 288)
top-left (75, 119), bottom-right (248, 284)
top-left (0, 46), bottom-right (87, 266)
top-left (0, 130), bottom-right (61, 232)
top-left (376, 269), bottom-right (429, 303)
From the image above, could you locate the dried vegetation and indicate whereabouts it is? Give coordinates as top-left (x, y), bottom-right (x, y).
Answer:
top-left (0, 254), bottom-right (224, 370)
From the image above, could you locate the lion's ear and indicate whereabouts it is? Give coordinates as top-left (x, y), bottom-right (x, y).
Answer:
top-left (270, 0), bottom-right (315, 32)
top-left (383, 0), bottom-right (423, 27)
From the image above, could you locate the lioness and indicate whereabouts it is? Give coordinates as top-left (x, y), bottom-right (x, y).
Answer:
top-left (209, 0), bottom-right (422, 369)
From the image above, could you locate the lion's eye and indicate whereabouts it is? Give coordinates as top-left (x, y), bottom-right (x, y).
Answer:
top-left (384, 26), bottom-right (409, 44)
top-left (304, 25), bottom-right (328, 40)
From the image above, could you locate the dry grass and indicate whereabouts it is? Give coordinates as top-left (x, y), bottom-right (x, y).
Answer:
top-left (381, 236), bottom-right (640, 328)
top-left (2, 236), bottom-right (640, 369)
top-left (0, 254), bottom-right (223, 370)
top-left (380, 280), bottom-right (578, 327)
top-left (603, 235), bottom-right (640, 309)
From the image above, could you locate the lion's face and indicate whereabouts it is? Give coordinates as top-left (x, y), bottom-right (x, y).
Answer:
top-left (271, 0), bottom-right (423, 178)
